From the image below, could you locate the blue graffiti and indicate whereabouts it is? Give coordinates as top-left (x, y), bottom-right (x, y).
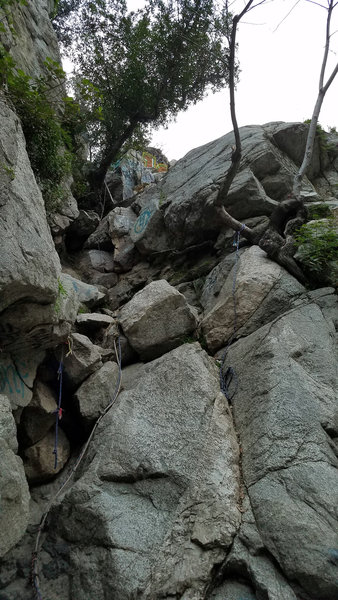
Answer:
top-left (0, 359), bottom-right (29, 399)
top-left (134, 207), bottom-right (153, 234)
top-left (71, 279), bottom-right (98, 299)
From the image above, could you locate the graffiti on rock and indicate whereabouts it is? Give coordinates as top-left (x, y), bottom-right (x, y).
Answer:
top-left (0, 358), bottom-right (29, 399)
top-left (134, 207), bottom-right (154, 234)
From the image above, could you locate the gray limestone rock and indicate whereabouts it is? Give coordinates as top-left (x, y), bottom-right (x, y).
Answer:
top-left (60, 273), bottom-right (106, 309)
top-left (76, 313), bottom-right (115, 340)
top-left (65, 210), bottom-right (100, 251)
top-left (227, 300), bottom-right (338, 600)
top-left (108, 207), bottom-right (137, 272)
top-left (130, 193), bottom-right (169, 255)
top-left (74, 361), bottom-right (120, 428)
top-left (0, 439), bottom-right (30, 558)
top-left (84, 213), bottom-right (114, 251)
top-left (119, 279), bottom-right (198, 360)
top-left (19, 380), bottom-right (57, 446)
top-left (46, 343), bottom-right (240, 599)
top-left (23, 427), bottom-right (70, 483)
top-left (63, 333), bottom-right (102, 390)
top-left (0, 97), bottom-right (61, 352)
top-left (0, 394), bottom-right (18, 453)
top-left (159, 123), bottom-right (320, 249)
top-left (210, 580), bottom-right (257, 600)
top-left (201, 246), bottom-right (305, 352)
top-left (85, 249), bottom-right (115, 273)
top-left (0, 350), bottom-right (45, 411)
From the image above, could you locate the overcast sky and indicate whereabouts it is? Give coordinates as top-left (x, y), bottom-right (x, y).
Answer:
top-left (127, 0), bottom-right (338, 161)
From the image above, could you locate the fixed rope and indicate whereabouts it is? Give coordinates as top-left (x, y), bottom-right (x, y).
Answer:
top-left (53, 339), bottom-right (72, 469)
top-left (32, 336), bottom-right (122, 600)
top-left (219, 225), bottom-right (245, 401)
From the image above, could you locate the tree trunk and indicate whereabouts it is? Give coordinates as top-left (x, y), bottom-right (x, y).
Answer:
top-left (87, 118), bottom-right (139, 194)
top-left (293, 0), bottom-right (338, 197)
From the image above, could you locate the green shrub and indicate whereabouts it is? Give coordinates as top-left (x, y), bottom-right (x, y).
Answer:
top-left (295, 216), bottom-right (338, 273)
top-left (0, 44), bottom-right (82, 213)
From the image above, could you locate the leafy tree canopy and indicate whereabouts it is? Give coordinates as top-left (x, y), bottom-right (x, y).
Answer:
top-left (53, 0), bottom-right (233, 192)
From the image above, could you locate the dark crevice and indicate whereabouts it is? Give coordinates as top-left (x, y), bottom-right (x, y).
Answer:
top-left (100, 470), bottom-right (169, 484)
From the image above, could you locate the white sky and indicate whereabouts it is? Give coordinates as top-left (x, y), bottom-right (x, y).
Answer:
top-left (128, 0), bottom-right (338, 161)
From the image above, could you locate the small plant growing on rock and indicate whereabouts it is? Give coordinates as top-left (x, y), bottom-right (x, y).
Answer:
top-left (54, 278), bottom-right (68, 315)
top-left (294, 216), bottom-right (338, 273)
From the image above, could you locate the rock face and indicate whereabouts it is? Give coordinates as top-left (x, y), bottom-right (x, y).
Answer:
top-left (0, 97), bottom-right (61, 352)
top-left (119, 279), bottom-right (198, 359)
top-left (128, 122), bottom-right (323, 252)
top-left (225, 298), bottom-right (338, 600)
top-left (0, 5), bottom-right (338, 593)
top-left (0, 395), bottom-right (30, 558)
top-left (23, 427), bottom-right (70, 483)
top-left (44, 344), bottom-right (240, 599)
top-left (74, 361), bottom-right (120, 428)
top-left (201, 246), bottom-right (305, 352)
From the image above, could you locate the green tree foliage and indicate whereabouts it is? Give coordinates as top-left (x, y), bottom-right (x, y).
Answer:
top-left (53, 0), bottom-right (233, 192)
top-left (0, 42), bottom-right (82, 213)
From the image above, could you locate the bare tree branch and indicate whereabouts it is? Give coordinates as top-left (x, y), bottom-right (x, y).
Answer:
top-left (273, 0), bottom-right (301, 33)
top-left (293, 0), bottom-right (338, 196)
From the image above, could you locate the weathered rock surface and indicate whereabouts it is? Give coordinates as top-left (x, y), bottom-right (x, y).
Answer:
top-left (130, 194), bottom-right (169, 255)
top-left (45, 343), bottom-right (240, 599)
top-left (226, 299), bottom-right (338, 600)
top-left (84, 213), bottom-right (114, 251)
top-left (201, 246), bottom-right (305, 352)
top-left (23, 427), bottom-right (70, 483)
top-left (156, 123), bottom-right (320, 248)
top-left (76, 313), bottom-right (115, 340)
top-left (0, 350), bottom-right (45, 411)
top-left (1, 0), bottom-right (61, 81)
top-left (19, 380), bottom-right (57, 446)
top-left (0, 97), bottom-right (61, 352)
top-left (0, 439), bottom-right (30, 558)
top-left (0, 394), bottom-right (18, 453)
top-left (61, 273), bottom-right (106, 309)
top-left (0, 395), bottom-right (30, 558)
top-left (63, 333), bottom-right (102, 389)
top-left (74, 361), bottom-right (120, 428)
top-left (119, 279), bottom-right (198, 359)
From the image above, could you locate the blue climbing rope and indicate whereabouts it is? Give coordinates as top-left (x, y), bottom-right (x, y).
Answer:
top-left (219, 225), bottom-right (245, 401)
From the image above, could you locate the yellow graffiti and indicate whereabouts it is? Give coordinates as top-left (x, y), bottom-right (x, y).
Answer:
top-left (142, 152), bottom-right (168, 173)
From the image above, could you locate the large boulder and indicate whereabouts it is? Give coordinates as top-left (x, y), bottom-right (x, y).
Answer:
top-left (0, 395), bottom-right (30, 558)
top-left (0, 97), bottom-right (61, 353)
top-left (23, 427), bottom-right (70, 483)
top-left (0, 350), bottom-right (45, 410)
top-left (201, 246), bottom-right (305, 352)
top-left (146, 123), bottom-right (321, 249)
top-left (61, 273), bottom-right (106, 309)
top-left (0, 394), bottom-right (18, 453)
top-left (19, 380), bottom-right (57, 446)
top-left (45, 343), bottom-right (240, 599)
top-left (74, 361), bottom-right (120, 429)
top-left (119, 279), bottom-right (198, 360)
top-left (63, 333), bottom-right (102, 390)
top-left (108, 207), bottom-right (137, 272)
top-left (226, 298), bottom-right (338, 600)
